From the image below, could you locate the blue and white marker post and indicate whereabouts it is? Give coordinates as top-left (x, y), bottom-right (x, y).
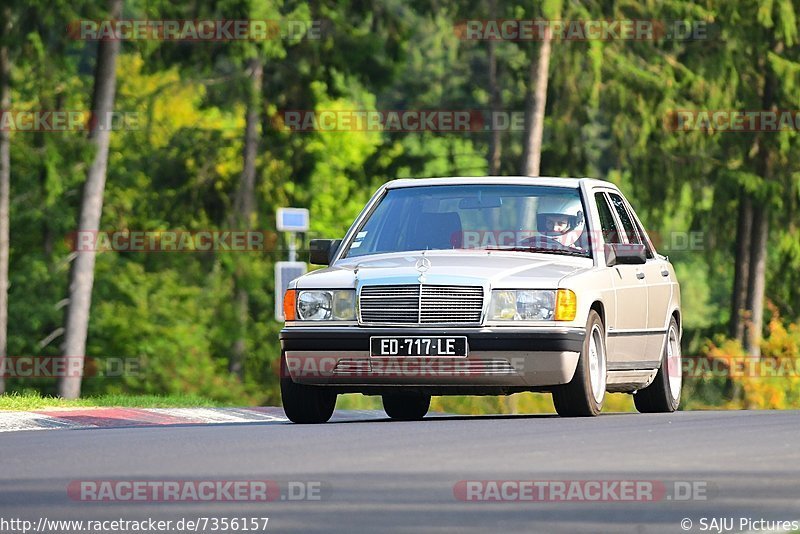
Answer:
top-left (275, 208), bottom-right (309, 320)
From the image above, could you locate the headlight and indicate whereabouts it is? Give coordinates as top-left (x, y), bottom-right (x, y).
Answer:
top-left (296, 290), bottom-right (355, 321)
top-left (490, 290), bottom-right (555, 320)
top-left (331, 290), bottom-right (356, 320)
top-left (489, 289), bottom-right (577, 321)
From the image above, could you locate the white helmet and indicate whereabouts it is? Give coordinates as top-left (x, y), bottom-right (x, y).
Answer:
top-left (536, 196), bottom-right (585, 247)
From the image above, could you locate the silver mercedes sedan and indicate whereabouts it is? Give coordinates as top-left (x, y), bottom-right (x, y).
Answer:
top-left (279, 177), bottom-right (682, 423)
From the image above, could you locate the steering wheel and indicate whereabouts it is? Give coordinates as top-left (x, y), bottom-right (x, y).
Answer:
top-left (518, 233), bottom-right (575, 251)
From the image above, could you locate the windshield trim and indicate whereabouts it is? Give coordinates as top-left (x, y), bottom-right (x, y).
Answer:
top-left (338, 183), bottom-right (593, 261)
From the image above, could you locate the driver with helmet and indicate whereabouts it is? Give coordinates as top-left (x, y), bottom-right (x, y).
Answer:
top-left (533, 196), bottom-right (586, 249)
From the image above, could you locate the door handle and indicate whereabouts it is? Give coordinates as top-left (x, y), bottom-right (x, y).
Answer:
top-left (636, 271), bottom-right (645, 280)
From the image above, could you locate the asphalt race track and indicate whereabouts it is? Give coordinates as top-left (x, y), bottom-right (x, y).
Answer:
top-left (2, 410), bottom-right (800, 533)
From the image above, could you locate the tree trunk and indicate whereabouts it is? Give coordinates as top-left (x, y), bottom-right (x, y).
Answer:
top-left (521, 30), bottom-right (552, 177)
top-left (487, 39), bottom-right (501, 175)
top-left (59, 0), bottom-right (122, 399)
top-left (0, 7), bottom-right (11, 395)
top-left (519, 31), bottom-right (552, 228)
top-left (38, 92), bottom-right (63, 258)
top-left (486, 0), bottom-right (501, 175)
top-left (743, 203), bottom-right (768, 357)
top-left (730, 193), bottom-right (752, 342)
top-left (741, 39), bottom-right (779, 358)
top-left (228, 57), bottom-right (263, 378)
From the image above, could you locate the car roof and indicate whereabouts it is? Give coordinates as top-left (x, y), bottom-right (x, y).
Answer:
top-left (384, 176), bottom-right (619, 191)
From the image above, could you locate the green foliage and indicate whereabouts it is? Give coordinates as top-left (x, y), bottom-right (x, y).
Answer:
top-left (305, 80), bottom-right (381, 236)
top-left (0, 391), bottom-right (223, 410)
top-left (87, 257), bottom-right (252, 402)
top-left (683, 310), bottom-right (800, 409)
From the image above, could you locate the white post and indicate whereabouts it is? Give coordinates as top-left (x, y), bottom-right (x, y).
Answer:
top-left (288, 232), bottom-right (297, 262)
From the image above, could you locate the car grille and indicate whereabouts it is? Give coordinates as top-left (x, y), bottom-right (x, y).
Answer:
top-left (359, 284), bottom-right (484, 325)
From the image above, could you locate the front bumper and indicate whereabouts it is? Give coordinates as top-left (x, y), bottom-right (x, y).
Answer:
top-left (280, 326), bottom-right (584, 388)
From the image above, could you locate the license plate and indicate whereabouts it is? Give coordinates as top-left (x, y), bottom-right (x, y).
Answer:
top-left (370, 336), bottom-right (468, 357)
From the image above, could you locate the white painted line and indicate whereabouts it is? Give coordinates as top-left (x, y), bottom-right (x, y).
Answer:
top-left (0, 407), bottom-right (418, 433)
top-left (214, 408), bottom-right (289, 422)
top-left (146, 407), bottom-right (289, 423)
top-left (146, 407), bottom-right (257, 423)
top-left (330, 409), bottom-right (388, 421)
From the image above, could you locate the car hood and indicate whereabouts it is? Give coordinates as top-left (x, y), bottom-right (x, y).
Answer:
top-left (294, 251), bottom-right (592, 289)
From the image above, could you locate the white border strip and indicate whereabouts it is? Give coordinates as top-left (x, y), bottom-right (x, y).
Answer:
top-left (0, 407), bottom-right (396, 433)
top-left (0, 412), bottom-right (86, 432)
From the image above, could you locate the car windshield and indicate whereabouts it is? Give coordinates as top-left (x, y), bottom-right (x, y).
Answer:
top-left (343, 184), bottom-right (592, 258)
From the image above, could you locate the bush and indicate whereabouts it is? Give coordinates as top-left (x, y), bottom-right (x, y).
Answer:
top-left (682, 306), bottom-right (800, 410)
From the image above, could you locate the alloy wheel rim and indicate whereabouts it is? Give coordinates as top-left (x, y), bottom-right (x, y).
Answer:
top-left (666, 325), bottom-right (682, 401)
top-left (588, 324), bottom-right (607, 404)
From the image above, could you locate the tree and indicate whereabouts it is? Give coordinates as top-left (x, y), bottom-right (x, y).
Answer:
top-left (520, 29), bottom-right (551, 177)
top-left (730, 195), bottom-right (752, 341)
top-left (229, 56), bottom-right (263, 378)
top-left (596, 0), bottom-right (800, 354)
top-left (59, 0), bottom-right (122, 398)
top-left (722, 3), bottom-right (799, 356)
top-left (223, 0), bottom-right (305, 378)
top-left (521, 0), bottom-right (562, 177)
top-left (486, 0), bottom-right (500, 175)
top-left (0, 6), bottom-right (11, 395)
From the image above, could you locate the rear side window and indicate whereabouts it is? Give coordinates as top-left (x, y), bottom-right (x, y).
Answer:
top-left (594, 193), bottom-right (621, 244)
top-left (608, 193), bottom-right (640, 244)
top-left (609, 193), bottom-right (654, 258)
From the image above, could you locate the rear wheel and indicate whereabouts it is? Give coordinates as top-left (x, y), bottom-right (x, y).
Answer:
top-left (280, 354), bottom-right (336, 424)
top-left (553, 310), bottom-right (607, 417)
top-left (382, 393), bottom-right (431, 421)
top-left (634, 317), bottom-right (681, 413)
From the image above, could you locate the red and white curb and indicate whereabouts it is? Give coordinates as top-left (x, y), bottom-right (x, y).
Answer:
top-left (0, 407), bottom-right (390, 433)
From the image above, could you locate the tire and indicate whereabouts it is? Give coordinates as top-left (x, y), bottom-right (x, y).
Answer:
top-left (280, 354), bottom-right (336, 424)
top-left (552, 310), bottom-right (607, 417)
top-left (382, 393), bottom-right (431, 421)
top-left (634, 317), bottom-right (681, 413)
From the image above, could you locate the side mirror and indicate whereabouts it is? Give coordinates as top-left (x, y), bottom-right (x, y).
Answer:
top-left (309, 239), bottom-right (342, 266)
top-left (605, 243), bottom-right (647, 266)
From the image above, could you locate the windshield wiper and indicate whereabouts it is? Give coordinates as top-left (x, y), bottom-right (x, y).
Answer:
top-left (482, 246), bottom-right (589, 257)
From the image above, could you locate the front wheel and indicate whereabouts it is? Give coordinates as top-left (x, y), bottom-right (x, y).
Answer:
top-left (634, 317), bottom-right (681, 413)
top-left (382, 393), bottom-right (431, 421)
top-left (552, 310), bottom-right (607, 417)
top-left (280, 354), bottom-right (336, 424)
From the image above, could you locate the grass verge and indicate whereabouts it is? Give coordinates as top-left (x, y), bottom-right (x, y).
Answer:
top-left (0, 391), bottom-right (226, 411)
